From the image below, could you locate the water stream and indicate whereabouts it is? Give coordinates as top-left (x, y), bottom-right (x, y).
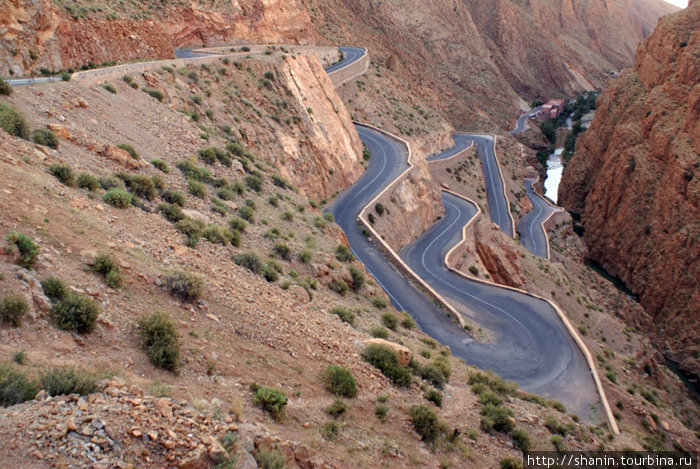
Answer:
top-left (544, 148), bottom-right (563, 203)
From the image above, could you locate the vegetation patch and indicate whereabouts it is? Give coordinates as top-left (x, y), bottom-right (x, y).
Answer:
top-left (6, 231), bottom-right (39, 268)
top-left (0, 295), bottom-right (29, 327)
top-left (138, 313), bottom-right (180, 373)
top-left (39, 366), bottom-right (100, 396)
top-left (322, 365), bottom-right (357, 398)
top-left (51, 293), bottom-right (99, 333)
top-left (164, 270), bottom-right (204, 303)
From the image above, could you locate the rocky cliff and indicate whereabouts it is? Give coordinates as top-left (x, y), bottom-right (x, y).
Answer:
top-left (559, 1), bottom-right (699, 378)
top-left (0, 0), bottom-right (322, 76)
top-left (306, 0), bottom-right (677, 131)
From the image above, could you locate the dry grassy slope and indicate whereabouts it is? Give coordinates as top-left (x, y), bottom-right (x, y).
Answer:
top-left (0, 0), bottom-right (323, 76)
top-left (0, 53), bottom-right (648, 467)
top-left (559, 1), bottom-right (700, 380)
top-left (427, 145), bottom-right (700, 452)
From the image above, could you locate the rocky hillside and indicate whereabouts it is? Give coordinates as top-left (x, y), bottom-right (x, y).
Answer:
top-left (559, 1), bottom-right (699, 379)
top-left (1, 0), bottom-right (322, 75)
top-left (306, 0), bottom-right (677, 130)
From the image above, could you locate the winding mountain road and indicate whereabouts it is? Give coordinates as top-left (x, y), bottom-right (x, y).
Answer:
top-left (517, 179), bottom-right (562, 259)
top-left (509, 106), bottom-right (541, 134)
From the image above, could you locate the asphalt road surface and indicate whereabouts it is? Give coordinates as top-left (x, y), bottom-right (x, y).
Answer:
top-left (517, 179), bottom-right (561, 259)
top-left (429, 134), bottom-right (514, 237)
top-left (509, 106), bottom-right (541, 133)
top-left (329, 125), bottom-right (598, 418)
top-left (324, 47), bottom-right (366, 73)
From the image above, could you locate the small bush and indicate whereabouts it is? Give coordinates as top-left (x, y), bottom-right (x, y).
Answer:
top-left (0, 78), bottom-right (11, 95)
top-left (480, 404), bottom-right (514, 434)
top-left (31, 129), bottom-right (59, 149)
top-left (500, 458), bottom-right (523, 469)
top-left (161, 189), bottom-right (186, 207)
top-left (330, 306), bottom-right (355, 326)
top-left (234, 252), bottom-right (263, 274)
top-left (0, 364), bottom-right (38, 407)
top-left (362, 344), bottom-right (412, 387)
top-left (335, 244), bottom-right (353, 262)
top-left (327, 279), bottom-right (349, 296)
top-left (375, 404), bottom-right (389, 422)
top-left (145, 88), bottom-right (164, 101)
top-left (6, 231), bottom-right (39, 268)
top-left (0, 295), bottom-right (28, 327)
top-left (381, 312), bottom-right (398, 330)
top-left (176, 160), bottom-right (211, 182)
top-left (51, 293), bottom-right (99, 333)
top-left (0, 103), bottom-right (29, 139)
top-left (104, 188), bottom-right (133, 208)
top-left (322, 365), bottom-right (357, 398)
top-left (175, 218), bottom-right (205, 244)
top-left (326, 398), bottom-right (347, 418)
top-left (92, 253), bottom-right (122, 289)
top-left (408, 404), bottom-right (446, 443)
top-left (298, 248), bottom-right (313, 263)
top-left (151, 159), bottom-right (170, 173)
top-left (101, 83), bottom-right (117, 94)
top-left (371, 326), bottom-right (389, 339)
top-left (125, 175), bottom-right (156, 200)
top-left (401, 313), bottom-right (416, 329)
top-left (372, 297), bottom-right (388, 309)
top-left (273, 243), bottom-right (291, 261)
top-left (348, 265), bottom-right (365, 290)
top-left (424, 388), bottom-right (443, 407)
top-left (510, 428), bottom-right (532, 452)
top-left (187, 179), bottom-right (207, 198)
top-left (217, 188), bottom-right (235, 201)
top-left (262, 265), bottom-right (279, 282)
top-left (41, 277), bottom-right (67, 303)
top-left (158, 203), bottom-right (185, 223)
top-left (238, 205), bottom-right (254, 222)
top-left (99, 177), bottom-right (124, 191)
top-left (255, 445), bottom-right (285, 469)
top-left (164, 271), bottom-right (204, 303)
top-left (229, 217), bottom-right (247, 232)
top-left (76, 173), bottom-right (99, 191)
top-left (253, 386), bottom-right (287, 420)
top-left (138, 313), bottom-right (180, 373)
top-left (49, 163), bottom-right (74, 186)
top-left (245, 174), bottom-right (263, 192)
top-left (39, 366), bottom-right (100, 396)
top-left (550, 435), bottom-right (566, 451)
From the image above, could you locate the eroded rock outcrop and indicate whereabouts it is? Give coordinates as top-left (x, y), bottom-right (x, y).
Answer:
top-left (0, 0), bottom-right (322, 75)
top-left (559, 1), bottom-right (699, 377)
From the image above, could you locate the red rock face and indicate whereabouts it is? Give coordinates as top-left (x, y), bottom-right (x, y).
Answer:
top-left (0, 0), bottom-right (323, 75)
top-left (559, 1), bottom-right (700, 377)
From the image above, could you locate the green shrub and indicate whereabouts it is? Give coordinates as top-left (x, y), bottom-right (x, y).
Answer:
top-left (92, 253), bottom-right (122, 289)
top-left (198, 147), bottom-right (219, 165)
top-left (202, 225), bottom-right (234, 245)
top-left (238, 205), bottom-right (254, 222)
top-left (550, 435), bottom-right (566, 451)
top-left (245, 174), bottom-right (263, 192)
top-left (175, 218), bottom-right (205, 244)
top-left (298, 248), bottom-right (313, 263)
top-left (330, 306), bottom-right (355, 326)
top-left (234, 252), bottom-right (263, 274)
top-left (0, 103), bottom-right (29, 139)
top-left (362, 344), bottom-right (411, 387)
top-left (6, 231), bottom-right (39, 268)
top-left (371, 326), bottom-right (389, 339)
top-left (273, 243), bottom-right (291, 261)
top-left (217, 188), bottom-right (235, 201)
top-left (372, 297), bottom-right (388, 309)
top-left (262, 265), bottom-right (278, 282)
top-left (255, 445), bottom-right (285, 469)
top-left (39, 366), bottom-right (100, 396)
top-left (158, 203), bottom-right (185, 223)
top-left (76, 173), bottom-right (99, 191)
top-left (348, 265), bottom-right (365, 290)
top-left (381, 312), bottom-right (398, 330)
top-left (500, 458), bottom-right (523, 469)
top-left (401, 312), bottom-right (416, 329)
top-left (375, 404), bottom-right (389, 422)
top-left (228, 217), bottom-right (247, 233)
top-left (125, 175), bottom-right (156, 200)
top-left (231, 180), bottom-right (245, 195)
top-left (104, 188), bottom-right (133, 208)
top-left (49, 163), bottom-right (74, 186)
top-left (41, 277), bottom-right (67, 303)
top-left (468, 370), bottom-right (518, 396)
top-left (31, 129), bottom-right (59, 148)
top-left (419, 363), bottom-right (448, 390)
top-left (424, 388), bottom-right (443, 407)
top-left (0, 295), bottom-right (28, 327)
top-left (322, 365), bottom-right (357, 398)
top-left (335, 244), bottom-right (353, 262)
top-left (101, 83), bottom-right (117, 94)
top-left (145, 88), bottom-right (164, 101)
top-left (408, 404), bottom-right (446, 443)
top-left (138, 313), bottom-right (180, 373)
top-left (164, 270), bottom-right (204, 302)
top-left (99, 176), bottom-right (124, 191)
top-left (271, 174), bottom-right (293, 190)
top-left (176, 160), bottom-right (211, 182)
top-left (326, 398), bottom-right (347, 418)
top-left (328, 279), bottom-right (349, 295)
top-left (187, 179), bottom-right (207, 198)
top-left (0, 364), bottom-right (38, 406)
top-left (253, 386), bottom-right (287, 420)
top-left (510, 428), bottom-right (532, 452)
top-left (151, 159), bottom-right (170, 173)
top-left (0, 78), bottom-right (11, 95)
top-left (51, 293), bottom-right (99, 333)
top-left (480, 404), bottom-right (514, 434)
